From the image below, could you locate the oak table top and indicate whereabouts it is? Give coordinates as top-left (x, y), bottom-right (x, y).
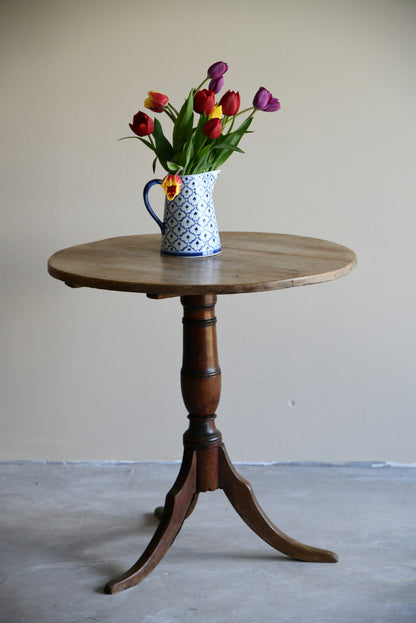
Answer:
top-left (47, 231), bottom-right (356, 295)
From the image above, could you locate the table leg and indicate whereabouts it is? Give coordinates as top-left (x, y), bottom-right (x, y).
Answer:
top-left (154, 492), bottom-right (199, 521)
top-left (218, 445), bottom-right (338, 563)
top-left (104, 449), bottom-right (197, 594)
top-left (104, 294), bottom-right (337, 594)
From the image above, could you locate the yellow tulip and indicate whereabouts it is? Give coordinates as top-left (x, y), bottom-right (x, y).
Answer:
top-left (209, 104), bottom-right (223, 120)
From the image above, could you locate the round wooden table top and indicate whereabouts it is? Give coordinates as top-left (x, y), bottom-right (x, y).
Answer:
top-left (47, 232), bottom-right (356, 296)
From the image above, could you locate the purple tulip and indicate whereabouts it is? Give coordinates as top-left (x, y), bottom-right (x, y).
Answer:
top-left (208, 75), bottom-right (224, 94)
top-left (207, 61), bottom-right (228, 80)
top-left (253, 87), bottom-right (281, 112)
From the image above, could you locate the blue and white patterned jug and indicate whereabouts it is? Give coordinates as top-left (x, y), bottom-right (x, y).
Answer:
top-left (143, 170), bottom-right (221, 257)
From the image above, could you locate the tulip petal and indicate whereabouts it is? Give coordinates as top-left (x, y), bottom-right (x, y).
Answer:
top-left (145, 91), bottom-right (169, 113)
top-left (129, 111), bottom-right (155, 136)
top-left (208, 76), bottom-right (224, 94)
top-left (219, 90), bottom-right (240, 116)
top-left (202, 118), bottom-right (222, 139)
top-left (264, 98), bottom-right (281, 112)
top-left (161, 174), bottom-right (182, 200)
top-left (253, 87), bottom-right (280, 112)
top-left (207, 61), bottom-right (228, 80)
top-left (209, 104), bottom-right (223, 120)
top-left (194, 89), bottom-right (215, 115)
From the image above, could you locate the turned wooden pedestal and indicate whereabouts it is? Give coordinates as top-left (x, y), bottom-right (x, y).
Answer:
top-left (47, 232), bottom-right (356, 593)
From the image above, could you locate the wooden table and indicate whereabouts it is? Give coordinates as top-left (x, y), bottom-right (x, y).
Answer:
top-left (48, 232), bottom-right (356, 593)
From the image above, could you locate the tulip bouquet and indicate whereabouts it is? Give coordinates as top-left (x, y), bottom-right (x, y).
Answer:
top-left (124, 61), bottom-right (280, 199)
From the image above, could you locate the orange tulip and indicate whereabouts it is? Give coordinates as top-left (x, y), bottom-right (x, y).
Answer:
top-left (161, 174), bottom-right (182, 201)
top-left (144, 91), bottom-right (169, 113)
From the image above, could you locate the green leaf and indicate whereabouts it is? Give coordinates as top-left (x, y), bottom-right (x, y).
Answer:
top-left (184, 136), bottom-right (196, 171)
top-left (166, 161), bottom-right (182, 173)
top-left (225, 116), bottom-right (254, 145)
top-left (172, 89), bottom-right (195, 154)
top-left (118, 136), bottom-right (154, 150)
top-left (211, 143), bottom-right (245, 153)
top-left (152, 118), bottom-right (174, 168)
top-left (209, 116), bottom-right (254, 169)
top-left (140, 137), bottom-right (156, 150)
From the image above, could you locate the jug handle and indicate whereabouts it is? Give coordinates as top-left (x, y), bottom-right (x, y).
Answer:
top-left (143, 179), bottom-right (164, 234)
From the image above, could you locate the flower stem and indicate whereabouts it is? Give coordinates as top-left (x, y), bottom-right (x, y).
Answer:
top-left (234, 106), bottom-right (256, 119)
top-left (222, 108), bottom-right (255, 132)
top-left (222, 115), bottom-right (235, 133)
top-left (195, 77), bottom-right (209, 92)
top-left (167, 103), bottom-right (179, 117)
top-left (164, 107), bottom-right (176, 123)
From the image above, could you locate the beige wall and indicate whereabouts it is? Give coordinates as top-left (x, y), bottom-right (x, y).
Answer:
top-left (1, 0), bottom-right (415, 462)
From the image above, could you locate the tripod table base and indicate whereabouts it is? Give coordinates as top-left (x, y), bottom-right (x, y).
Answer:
top-left (104, 443), bottom-right (337, 594)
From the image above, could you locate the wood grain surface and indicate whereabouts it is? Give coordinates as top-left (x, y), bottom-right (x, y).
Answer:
top-left (48, 231), bottom-right (356, 295)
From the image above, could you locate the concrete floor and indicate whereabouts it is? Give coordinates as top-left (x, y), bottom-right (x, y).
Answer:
top-left (1, 462), bottom-right (415, 623)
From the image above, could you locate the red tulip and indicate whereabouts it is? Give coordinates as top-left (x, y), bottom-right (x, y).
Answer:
top-left (144, 91), bottom-right (169, 113)
top-left (193, 89), bottom-right (215, 115)
top-left (202, 117), bottom-right (222, 139)
top-left (219, 90), bottom-right (240, 116)
top-left (129, 111), bottom-right (154, 136)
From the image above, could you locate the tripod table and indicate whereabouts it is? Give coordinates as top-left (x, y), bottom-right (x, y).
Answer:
top-left (47, 231), bottom-right (356, 593)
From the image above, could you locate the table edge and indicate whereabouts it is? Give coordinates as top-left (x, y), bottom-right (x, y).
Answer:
top-left (47, 232), bottom-right (357, 296)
